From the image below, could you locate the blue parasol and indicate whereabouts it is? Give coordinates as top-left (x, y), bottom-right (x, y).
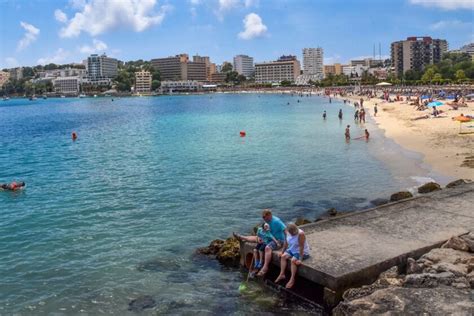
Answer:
top-left (421, 95), bottom-right (430, 99)
top-left (428, 101), bottom-right (443, 107)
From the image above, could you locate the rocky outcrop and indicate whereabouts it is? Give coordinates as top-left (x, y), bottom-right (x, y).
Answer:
top-left (215, 237), bottom-right (240, 267)
top-left (446, 179), bottom-right (470, 188)
top-left (334, 233), bottom-right (474, 315)
top-left (389, 191), bottom-right (413, 202)
top-left (315, 208), bottom-right (342, 222)
top-left (197, 237), bottom-right (241, 267)
top-left (417, 182), bottom-right (441, 194)
top-left (295, 217), bottom-right (311, 226)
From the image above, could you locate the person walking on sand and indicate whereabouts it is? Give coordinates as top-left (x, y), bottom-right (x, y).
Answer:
top-left (374, 104), bottom-right (378, 117)
top-left (233, 209), bottom-right (287, 277)
top-left (274, 223), bottom-right (310, 289)
top-left (345, 125), bottom-right (350, 140)
top-left (338, 109), bottom-right (343, 120)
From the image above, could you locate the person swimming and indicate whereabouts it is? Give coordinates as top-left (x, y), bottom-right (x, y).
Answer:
top-left (1, 181), bottom-right (26, 191)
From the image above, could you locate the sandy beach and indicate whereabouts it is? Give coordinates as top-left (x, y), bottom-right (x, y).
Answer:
top-left (343, 94), bottom-right (474, 181)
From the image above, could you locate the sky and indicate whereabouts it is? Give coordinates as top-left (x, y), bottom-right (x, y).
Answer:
top-left (0, 0), bottom-right (473, 69)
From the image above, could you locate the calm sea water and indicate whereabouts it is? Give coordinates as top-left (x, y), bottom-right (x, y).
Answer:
top-left (0, 94), bottom-right (434, 314)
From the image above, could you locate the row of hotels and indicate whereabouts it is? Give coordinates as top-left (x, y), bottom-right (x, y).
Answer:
top-left (1, 37), bottom-right (473, 95)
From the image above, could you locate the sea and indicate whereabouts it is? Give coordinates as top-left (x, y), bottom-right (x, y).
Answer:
top-left (0, 93), bottom-right (443, 315)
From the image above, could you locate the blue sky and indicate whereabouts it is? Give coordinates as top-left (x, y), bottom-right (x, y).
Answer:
top-left (0, 0), bottom-right (472, 69)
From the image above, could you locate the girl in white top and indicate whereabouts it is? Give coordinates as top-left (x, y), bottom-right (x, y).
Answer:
top-left (274, 223), bottom-right (310, 289)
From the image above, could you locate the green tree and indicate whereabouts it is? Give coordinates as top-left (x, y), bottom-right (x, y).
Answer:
top-left (221, 62), bottom-right (233, 73)
top-left (421, 68), bottom-right (436, 83)
top-left (151, 80), bottom-right (160, 91)
top-left (455, 69), bottom-right (466, 82)
top-left (432, 73), bottom-right (443, 84)
top-left (404, 70), bottom-right (422, 81)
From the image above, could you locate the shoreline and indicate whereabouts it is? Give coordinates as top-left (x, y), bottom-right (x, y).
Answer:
top-left (333, 94), bottom-right (474, 181)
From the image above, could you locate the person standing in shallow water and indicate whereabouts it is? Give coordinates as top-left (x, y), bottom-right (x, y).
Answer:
top-left (323, 111), bottom-right (327, 120)
top-left (345, 125), bottom-right (350, 140)
top-left (338, 109), bottom-right (343, 120)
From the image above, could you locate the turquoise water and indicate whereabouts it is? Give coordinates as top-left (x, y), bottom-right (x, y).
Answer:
top-left (0, 94), bottom-right (430, 314)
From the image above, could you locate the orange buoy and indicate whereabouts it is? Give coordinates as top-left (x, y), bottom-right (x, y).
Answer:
top-left (240, 131), bottom-right (246, 137)
top-left (72, 132), bottom-right (78, 141)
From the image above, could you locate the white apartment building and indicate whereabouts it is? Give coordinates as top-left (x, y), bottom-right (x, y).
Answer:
top-left (233, 55), bottom-right (254, 78)
top-left (302, 48), bottom-right (324, 80)
top-left (135, 70), bottom-right (152, 93)
top-left (254, 58), bottom-right (301, 84)
top-left (53, 77), bottom-right (80, 94)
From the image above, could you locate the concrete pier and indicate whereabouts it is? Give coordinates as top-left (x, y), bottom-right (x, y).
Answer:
top-left (240, 182), bottom-right (474, 306)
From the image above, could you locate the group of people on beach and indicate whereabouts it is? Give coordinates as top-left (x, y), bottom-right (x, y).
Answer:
top-left (234, 209), bottom-right (310, 289)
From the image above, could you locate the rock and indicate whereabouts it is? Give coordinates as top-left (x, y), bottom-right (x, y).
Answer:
top-left (128, 295), bottom-right (156, 312)
top-left (315, 208), bottom-right (341, 222)
top-left (432, 262), bottom-right (468, 277)
top-left (417, 182), bottom-right (441, 194)
top-left (421, 248), bottom-right (472, 265)
top-left (460, 232), bottom-right (474, 252)
top-left (196, 239), bottom-right (224, 256)
top-left (295, 217), bottom-right (311, 226)
top-left (137, 258), bottom-right (181, 272)
top-left (379, 266), bottom-right (399, 279)
top-left (216, 237), bottom-right (240, 267)
top-left (467, 272), bottom-right (474, 289)
top-left (407, 258), bottom-right (423, 274)
top-left (404, 272), bottom-right (455, 288)
top-left (333, 287), bottom-right (474, 315)
top-left (445, 179), bottom-right (469, 188)
top-left (370, 198), bottom-right (389, 206)
top-left (389, 191), bottom-right (413, 202)
top-left (441, 236), bottom-right (470, 252)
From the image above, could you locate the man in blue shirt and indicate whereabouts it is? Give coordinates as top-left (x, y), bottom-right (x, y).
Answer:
top-left (234, 209), bottom-right (287, 277)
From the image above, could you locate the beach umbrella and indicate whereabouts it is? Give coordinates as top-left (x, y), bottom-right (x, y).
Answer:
top-left (428, 101), bottom-right (443, 107)
top-left (376, 82), bottom-right (392, 86)
top-left (421, 95), bottom-right (430, 100)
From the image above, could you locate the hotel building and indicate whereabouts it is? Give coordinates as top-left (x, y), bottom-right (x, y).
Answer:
top-left (323, 63), bottom-right (343, 77)
top-left (0, 71), bottom-right (10, 88)
top-left (254, 55), bottom-right (301, 84)
top-left (84, 54), bottom-right (118, 85)
top-left (302, 48), bottom-right (324, 80)
top-left (135, 70), bottom-right (152, 93)
top-left (151, 54), bottom-right (206, 81)
top-left (233, 55), bottom-right (254, 78)
top-left (53, 77), bottom-right (80, 94)
top-left (391, 36), bottom-right (448, 77)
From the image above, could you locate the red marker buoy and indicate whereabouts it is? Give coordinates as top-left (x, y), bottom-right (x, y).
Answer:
top-left (72, 132), bottom-right (78, 141)
top-left (240, 131), bottom-right (246, 137)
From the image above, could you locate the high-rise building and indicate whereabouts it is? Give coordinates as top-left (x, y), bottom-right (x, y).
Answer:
top-left (85, 54), bottom-right (118, 79)
top-left (233, 55), bottom-right (254, 78)
top-left (254, 57), bottom-right (301, 84)
top-left (391, 36), bottom-right (448, 77)
top-left (302, 48), bottom-right (324, 80)
top-left (151, 54), bottom-right (207, 81)
top-left (135, 70), bottom-right (152, 93)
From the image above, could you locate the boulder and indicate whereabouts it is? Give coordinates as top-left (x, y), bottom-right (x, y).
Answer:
top-left (315, 208), bottom-right (341, 222)
top-left (333, 287), bottom-right (474, 316)
top-left (403, 272), bottom-right (455, 288)
top-left (441, 236), bottom-right (470, 252)
top-left (445, 179), bottom-right (469, 188)
top-left (216, 237), bottom-right (240, 267)
top-left (421, 248), bottom-right (471, 265)
top-left (389, 191), bottom-right (413, 202)
top-left (431, 262), bottom-right (468, 277)
top-left (295, 217), bottom-right (311, 226)
top-left (128, 295), bottom-right (156, 312)
top-left (460, 232), bottom-right (474, 252)
top-left (407, 258), bottom-right (423, 274)
top-left (417, 182), bottom-right (441, 194)
top-left (196, 239), bottom-right (224, 256)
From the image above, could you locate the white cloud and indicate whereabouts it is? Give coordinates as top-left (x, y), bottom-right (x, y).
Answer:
top-left (215, 0), bottom-right (257, 20)
top-left (69, 0), bottom-right (86, 9)
top-left (37, 48), bottom-right (70, 65)
top-left (409, 0), bottom-right (473, 10)
top-left (17, 21), bottom-right (40, 51)
top-left (324, 55), bottom-right (341, 64)
top-left (244, 0), bottom-right (259, 7)
top-left (55, 9), bottom-right (68, 23)
top-left (5, 57), bottom-right (19, 68)
top-left (59, 0), bottom-right (172, 38)
top-left (430, 19), bottom-right (472, 30)
top-left (238, 13), bottom-right (267, 40)
top-left (79, 39), bottom-right (108, 54)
